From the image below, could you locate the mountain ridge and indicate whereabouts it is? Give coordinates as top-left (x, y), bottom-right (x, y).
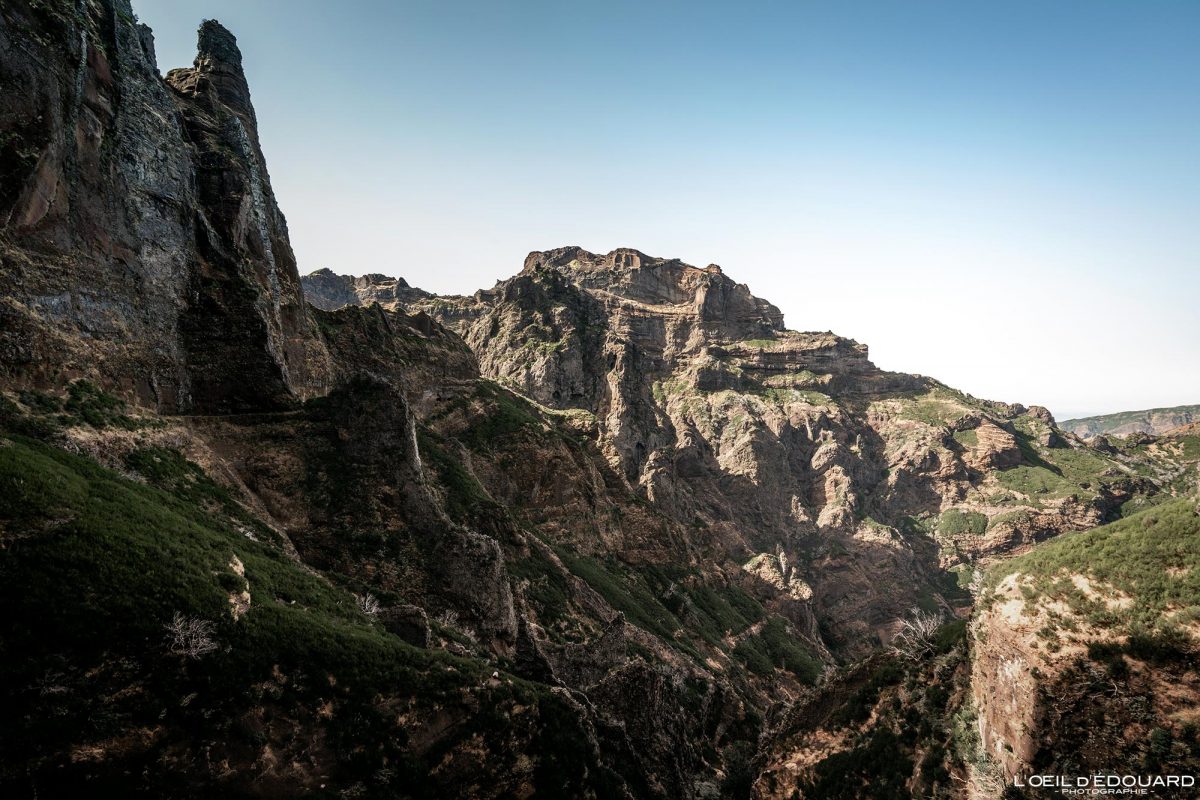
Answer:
top-left (1062, 403), bottom-right (1200, 439)
top-left (2, 3), bottom-right (1198, 797)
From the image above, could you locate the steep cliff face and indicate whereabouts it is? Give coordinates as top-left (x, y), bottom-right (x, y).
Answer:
top-left (163, 20), bottom-right (331, 411)
top-left (0, 2), bottom-right (329, 412)
top-left (306, 253), bottom-right (1151, 658)
top-left (970, 498), bottom-right (1200, 791)
top-left (3, 4), bottom-right (1197, 798)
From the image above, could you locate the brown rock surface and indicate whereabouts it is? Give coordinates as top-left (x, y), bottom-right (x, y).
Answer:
top-left (3, 4), bottom-right (1197, 797)
top-left (0, 6), bottom-right (329, 411)
top-left (307, 255), bottom-right (1148, 659)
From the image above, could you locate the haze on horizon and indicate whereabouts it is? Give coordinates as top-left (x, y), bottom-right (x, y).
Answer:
top-left (134, 0), bottom-right (1200, 421)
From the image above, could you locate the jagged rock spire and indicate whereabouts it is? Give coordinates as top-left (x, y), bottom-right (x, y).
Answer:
top-left (168, 19), bottom-right (256, 128)
top-left (197, 19), bottom-right (243, 67)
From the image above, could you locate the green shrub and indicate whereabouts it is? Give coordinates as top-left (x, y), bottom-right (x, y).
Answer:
top-left (731, 618), bottom-right (820, 683)
top-left (0, 433), bottom-right (471, 695)
top-left (507, 545), bottom-right (572, 624)
top-left (733, 636), bottom-right (775, 676)
top-left (758, 617), bottom-right (822, 683)
top-left (416, 429), bottom-right (490, 519)
top-left (933, 619), bottom-right (968, 653)
top-left (63, 380), bottom-right (138, 430)
top-left (802, 726), bottom-right (913, 799)
top-left (555, 550), bottom-right (682, 643)
top-left (990, 498), bottom-right (1200, 634)
top-left (938, 510), bottom-right (987, 537)
top-left (829, 660), bottom-right (903, 728)
top-left (458, 382), bottom-right (540, 450)
top-left (682, 584), bottom-right (764, 640)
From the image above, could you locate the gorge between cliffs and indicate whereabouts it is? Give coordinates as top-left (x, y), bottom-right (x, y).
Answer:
top-left (1, 2), bottom-right (1198, 798)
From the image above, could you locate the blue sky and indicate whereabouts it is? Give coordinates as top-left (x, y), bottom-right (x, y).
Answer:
top-left (134, 0), bottom-right (1200, 419)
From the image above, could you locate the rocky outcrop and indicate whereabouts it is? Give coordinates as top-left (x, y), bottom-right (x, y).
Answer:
top-left (521, 246), bottom-right (785, 338)
top-left (970, 575), bottom-right (1047, 781)
top-left (308, 255), bottom-right (1149, 660)
top-left (962, 421), bottom-right (1022, 471)
top-left (164, 21), bottom-right (331, 411)
top-left (302, 268), bottom-right (433, 311)
top-left (0, 3), bottom-right (329, 412)
top-left (311, 301), bottom-right (478, 404)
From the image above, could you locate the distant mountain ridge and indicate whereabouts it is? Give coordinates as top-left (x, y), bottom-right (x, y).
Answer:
top-left (1062, 404), bottom-right (1200, 439)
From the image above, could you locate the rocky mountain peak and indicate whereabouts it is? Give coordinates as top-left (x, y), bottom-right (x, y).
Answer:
top-left (358, 273), bottom-right (415, 290)
top-left (302, 268), bottom-right (431, 311)
top-left (0, 0), bottom-right (328, 411)
top-left (167, 19), bottom-right (255, 125)
top-left (197, 19), bottom-right (243, 66)
top-left (516, 246), bottom-right (786, 340)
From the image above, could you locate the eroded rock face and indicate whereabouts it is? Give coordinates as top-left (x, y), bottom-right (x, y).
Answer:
top-left (308, 252), bottom-right (1140, 659)
top-left (963, 421), bottom-right (1022, 471)
top-left (0, 0), bottom-right (197, 406)
top-left (521, 247), bottom-right (785, 338)
top-left (971, 565), bottom-right (1200, 790)
top-left (971, 576), bottom-right (1044, 781)
top-left (302, 268), bottom-right (433, 311)
top-left (5, 6), bottom-right (1193, 797)
top-left (0, 4), bottom-right (329, 411)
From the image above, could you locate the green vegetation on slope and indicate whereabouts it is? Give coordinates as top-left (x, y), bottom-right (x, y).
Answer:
top-left (784, 620), bottom-right (970, 800)
top-left (888, 386), bottom-right (993, 428)
top-left (458, 381), bottom-right (542, 450)
top-left (987, 497), bottom-right (1200, 634)
top-left (997, 437), bottom-right (1115, 502)
top-left (554, 550), bottom-right (686, 644)
top-left (732, 617), bottom-right (822, 684)
top-left (0, 428), bottom-right (617, 796)
top-left (938, 509), bottom-right (987, 537)
top-left (1, 381), bottom-right (148, 437)
top-left (546, 548), bottom-right (822, 683)
top-left (0, 431), bottom-right (474, 690)
top-left (416, 428), bottom-right (492, 519)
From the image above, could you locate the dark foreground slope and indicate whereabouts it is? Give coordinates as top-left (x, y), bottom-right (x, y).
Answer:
top-left (0, 423), bottom-right (619, 798)
top-left (0, 5), bottom-right (785, 796)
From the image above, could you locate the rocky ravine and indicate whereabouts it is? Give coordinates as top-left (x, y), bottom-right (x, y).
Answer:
top-left (305, 250), bottom-right (1155, 659)
top-left (304, 259), bottom-right (1200, 796)
top-left (1, 2), bottom-right (1197, 797)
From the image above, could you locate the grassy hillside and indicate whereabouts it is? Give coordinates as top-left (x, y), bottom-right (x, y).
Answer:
top-left (986, 496), bottom-right (1200, 637)
top-left (0, 423), bottom-right (622, 796)
top-left (975, 496), bottom-right (1200, 784)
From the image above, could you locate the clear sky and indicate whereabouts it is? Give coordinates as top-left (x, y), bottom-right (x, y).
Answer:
top-left (134, 0), bottom-right (1199, 420)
